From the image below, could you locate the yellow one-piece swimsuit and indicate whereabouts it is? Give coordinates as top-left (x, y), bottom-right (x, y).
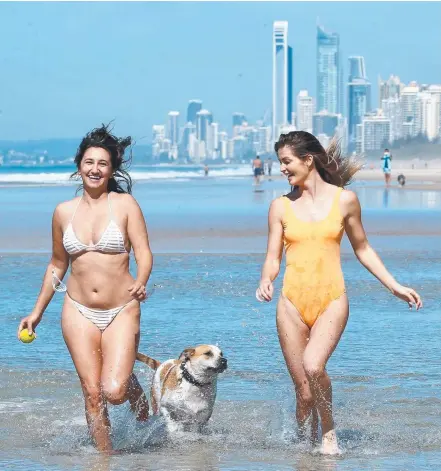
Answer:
top-left (281, 187), bottom-right (346, 328)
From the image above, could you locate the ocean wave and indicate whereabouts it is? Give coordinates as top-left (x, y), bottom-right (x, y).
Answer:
top-left (0, 172), bottom-right (76, 185)
top-left (0, 167), bottom-right (262, 185)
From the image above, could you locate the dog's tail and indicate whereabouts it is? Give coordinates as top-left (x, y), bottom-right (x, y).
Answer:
top-left (136, 352), bottom-right (161, 370)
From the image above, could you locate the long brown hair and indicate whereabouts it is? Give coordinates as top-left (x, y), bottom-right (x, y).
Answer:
top-left (275, 131), bottom-right (363, 187)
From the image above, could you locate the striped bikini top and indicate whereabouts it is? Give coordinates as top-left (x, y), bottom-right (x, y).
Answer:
top-left (62, 193), bottom-right (128, 256)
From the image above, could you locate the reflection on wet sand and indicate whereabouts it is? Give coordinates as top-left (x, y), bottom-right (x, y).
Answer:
top-left (383, 188), bottom-right (390, 208)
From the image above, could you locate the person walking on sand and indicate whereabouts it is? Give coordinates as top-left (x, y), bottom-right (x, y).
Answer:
top-left (381, 148), bottom-right (392, 186)
top-left (252, 155), bottom-right (264, 185)
top-left (18, 125), bottom-right (153, 454)
top-left (256, 131), bottom-right (422, 455)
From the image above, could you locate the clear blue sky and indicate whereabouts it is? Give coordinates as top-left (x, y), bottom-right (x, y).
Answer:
top-left (1, 1), bottom-right (440, 141)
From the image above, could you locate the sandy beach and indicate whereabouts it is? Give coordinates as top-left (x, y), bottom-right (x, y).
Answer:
top-left (0, 167), bottom-right (441, 254)
top-left (266, 159), bottom-right (441, 190)
top-left (355, 167), bottom-right (441, 190)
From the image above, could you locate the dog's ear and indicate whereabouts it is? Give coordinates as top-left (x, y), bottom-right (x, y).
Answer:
top-left (179, 348), bottom-right (196, 361)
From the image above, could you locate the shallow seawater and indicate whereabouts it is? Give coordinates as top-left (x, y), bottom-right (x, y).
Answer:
top-left (1, 250), bottom-right (441, 470)
top-left (1, 177), bottom-right (441, 470)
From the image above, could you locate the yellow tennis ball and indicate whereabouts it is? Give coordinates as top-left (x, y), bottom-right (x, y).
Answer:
top-left (19, 328), bottom-right (36, 344)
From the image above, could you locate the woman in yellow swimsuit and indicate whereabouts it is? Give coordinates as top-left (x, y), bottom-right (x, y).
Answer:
top-left (256, 131), bottom-right (422, 454)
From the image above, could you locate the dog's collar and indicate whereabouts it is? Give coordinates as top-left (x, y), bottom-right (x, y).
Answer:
top-left (180, 363), bottom-right (207, 388)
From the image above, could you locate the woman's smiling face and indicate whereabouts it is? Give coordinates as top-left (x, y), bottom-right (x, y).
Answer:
top-left (277, 146), bottom-right (312, 186)
top-left (79, 147), bottom-right (113, 191)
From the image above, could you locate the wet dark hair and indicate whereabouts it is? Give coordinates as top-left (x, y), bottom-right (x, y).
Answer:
top-left (275, 131), bottom-right (362, 187)
top-left (71, 124), bottom-right (133, 194)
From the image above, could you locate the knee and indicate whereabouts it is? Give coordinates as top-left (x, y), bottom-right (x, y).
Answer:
top-left (82, 383), bottom-right (103, 411)
top-left (102, 379), bottom-right (129, 405)
top-left (296, 383), bottom-right (314, 408)
top-left (303, 357), bottom-right (325, 380)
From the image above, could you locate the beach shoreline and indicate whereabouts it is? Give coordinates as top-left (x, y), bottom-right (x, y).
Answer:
top-left (1, 169), bottom-right (441, 190)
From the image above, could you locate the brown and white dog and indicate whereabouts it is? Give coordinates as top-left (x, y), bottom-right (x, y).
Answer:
top-left (136, 345), bottom-right (227, 430)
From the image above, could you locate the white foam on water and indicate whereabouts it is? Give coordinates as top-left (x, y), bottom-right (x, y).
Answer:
top-left (0, 166), bottom-right (275, 185)
top-left (0, 172), bottom-right (75, 184)
top-left (0, 398), bottom-right (51, 413)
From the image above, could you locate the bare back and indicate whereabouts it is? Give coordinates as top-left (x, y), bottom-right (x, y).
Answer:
top-left (253, 158), bottom-right (263, 169)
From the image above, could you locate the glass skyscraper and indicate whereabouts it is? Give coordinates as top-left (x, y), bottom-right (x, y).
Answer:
top-left (187, 100), bottom-right (202, 125)
top-left (347, 56), bottom-right (371, 150)
top-left (196, 109), bottom-right (213, 142)
top-left (316, 25), bottom-right (342, 115)
top-left (272, 21), bottom-right (293, 141)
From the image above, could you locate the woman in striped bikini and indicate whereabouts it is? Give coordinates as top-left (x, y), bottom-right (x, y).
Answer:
top-left (17, 125), bottom-right (153, 453)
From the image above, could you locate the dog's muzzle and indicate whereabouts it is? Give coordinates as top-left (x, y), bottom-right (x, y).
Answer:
top-left (217, 357), bottom-right (228, 372)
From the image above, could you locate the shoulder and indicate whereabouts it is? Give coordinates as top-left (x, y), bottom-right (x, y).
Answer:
top-left (268, 196), bottom-right (286, 220)
top-left (340, 188), bottom-right (358, 203)
top-left (271, 195), bottom-right (287, 209)
top-left (110, 192), bottom-right (136, 204)
top-left (53, 197), bottom-right (80, 221)
top-left (110, 192), bottom-right (140, 212)
top-left (340, 189), bottom-right (361, 217)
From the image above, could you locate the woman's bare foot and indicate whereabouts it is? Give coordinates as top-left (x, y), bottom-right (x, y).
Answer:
top-left (320, 429), bottom-right (341, 455)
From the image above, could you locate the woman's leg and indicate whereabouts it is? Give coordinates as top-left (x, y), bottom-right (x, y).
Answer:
top-left (61, 298), bottom-right (112, 453)
top-left (101, 300), bottom-right (149, 421)
top-left (302, 294), bottom-right (349, 454)
top-left (276, 295), bottom-right (318, 444)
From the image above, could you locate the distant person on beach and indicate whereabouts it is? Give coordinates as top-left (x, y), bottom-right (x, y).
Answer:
top-left (381, 148), bottom-right (392, 186)
top-left (204, 164), bottom-right (209, 177)
top-left (252, 155), bottom-right (263, 185)
top-left (266, 157), bottom-right (273, 179)
top-left (256, 131), bottom-right (422, 455)
top-left (17, 125), bottom-right (153, 453)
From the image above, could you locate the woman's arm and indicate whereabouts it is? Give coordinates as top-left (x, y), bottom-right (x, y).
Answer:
top-left (17, 205), bottom-right (70, 337)
top-left (126, 195), bottom-right (153, 301)
top-left (257, 199), bottom-right (284, 302)
top-left (343, 190), bottom-right (422, 309)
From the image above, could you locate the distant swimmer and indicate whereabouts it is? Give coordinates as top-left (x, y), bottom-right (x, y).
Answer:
top-left (397, 173), bottom-right (406, 187)
top-left (381, 148), bottom-right (392, 186)
top-left (252, 155), bottom-right (263, 185)
top-left (204, 165), bottom-right (209, 177)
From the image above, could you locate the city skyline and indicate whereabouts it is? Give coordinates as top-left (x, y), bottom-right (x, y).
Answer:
top-left (0, 2), bottom-right (440, 141)
top-left (150, 21), bottom-right (440, 163)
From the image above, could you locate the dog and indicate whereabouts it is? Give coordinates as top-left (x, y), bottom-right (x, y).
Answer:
top-left (136, 345), bottom-right (227, 430)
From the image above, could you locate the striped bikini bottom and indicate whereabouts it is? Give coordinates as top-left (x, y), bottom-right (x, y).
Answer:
top-left (67, 293), bottom-right (133, 331)
top-left (52, 269), bottom-right (133, 331)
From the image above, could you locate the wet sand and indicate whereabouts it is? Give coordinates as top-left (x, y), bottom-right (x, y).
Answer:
top-left (268, 166), bottom-right (441, 190)
top-left (1, 174), bottom-right (441, 254)
top-left (355, 168), bottom-right (441, 190)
